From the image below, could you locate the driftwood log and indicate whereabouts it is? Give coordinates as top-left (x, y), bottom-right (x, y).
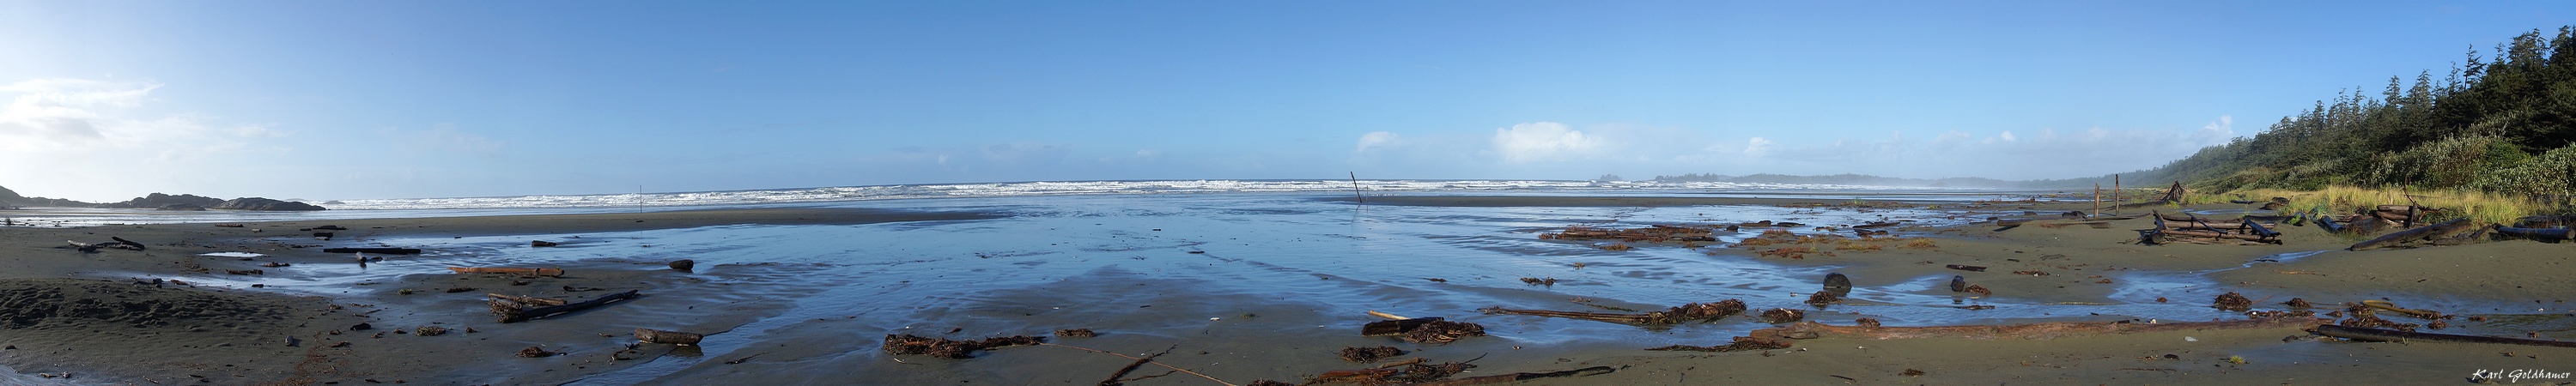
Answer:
top-left (2347, 218), bottom-right (2485, 250)
top-left (449, 267), bottom-right (566, 277)
top-left (489, 290), bottom-right (639, 323)
top-left (2158, 229), bottom-right (2277, 243)
top-left (2313, 324), bottom-right (2576, 347)
top-left (324, 248), bottom-right (422, 255)
top-left (2496, 226), bottom-right (2574, 241)
top-left (635, 328), bottom-right (705, 345)
top-left (487, 293), bottom-right (568, 306)
top-left (66, 238), bottom-right (148, 252)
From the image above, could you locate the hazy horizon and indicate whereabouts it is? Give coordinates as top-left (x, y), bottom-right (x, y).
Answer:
top-left (5, 1), bottom-right (2571, 202)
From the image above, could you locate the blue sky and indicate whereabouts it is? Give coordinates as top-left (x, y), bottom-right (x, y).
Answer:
top-left (3, 1), bottom-right (2570, 202)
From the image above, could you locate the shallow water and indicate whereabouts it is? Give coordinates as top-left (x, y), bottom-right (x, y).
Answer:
top-left (49, 190), bottom-right (2430, 383)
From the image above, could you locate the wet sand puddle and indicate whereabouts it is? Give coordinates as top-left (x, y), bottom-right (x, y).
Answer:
top-left (506, 192), bottom-right (2243, 383)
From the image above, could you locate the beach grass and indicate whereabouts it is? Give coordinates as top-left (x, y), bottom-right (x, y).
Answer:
top-left (2226, 185), bottom-right (2555, 225)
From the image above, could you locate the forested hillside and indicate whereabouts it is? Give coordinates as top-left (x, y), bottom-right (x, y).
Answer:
top-left (2111, 27), bottom-right (2576, 196)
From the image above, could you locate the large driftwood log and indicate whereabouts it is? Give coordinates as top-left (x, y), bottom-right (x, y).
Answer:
top-left (2347, 218), bottom-right (2482, 250)
top-left (490, 290), bottom-right (639, 323)
top-left (2314, 325), bottom-right (2576, 347)
top-left (635, 328), bottom-right (705, 345)
top-left (449, 267), bottom-right (565, 277)
top-left (2496, 226), bottom-right (2574, 241)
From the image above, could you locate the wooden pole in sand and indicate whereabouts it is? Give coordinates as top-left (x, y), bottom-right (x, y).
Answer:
top-left (1349, 172), bottom-right (1364, 204)
top-left (2092, 184), bottom-right (2101, 219)
top-left (2112, 174), bottom-right (2121, 215)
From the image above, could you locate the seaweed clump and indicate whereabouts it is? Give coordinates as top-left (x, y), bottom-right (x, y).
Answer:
top-left (1646, 336), bottom-right (1795, 353)
top-left (1759, 308), bottom-right (1805, 323)
top-left (1652, 299), bottom-right (1747, 324)
top-left (1337, 346), bottom-right (1406, 363)
top-left (1399, 320), bottom-right (1486, 344)
top-left (881, 334), bottom-right (1046, 359)
top-left (2213, 293), bottom-right (2254, 311)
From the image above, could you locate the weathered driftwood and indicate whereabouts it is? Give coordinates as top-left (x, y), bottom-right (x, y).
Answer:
top-left (2496, 226), bottom-right (2574, 241)
top-left (449, 267), bottom-right (566, 277)
top-left (1402, 366), bottom-right (1617, 386)
top-left (2242, 220), bottom-right (2281, 238)
top-left (324, 247), bottom-right (421, 254)
top-left (2160, 229), bottom-right (2278, 243)
top-left (2314, 324), bottom-right (2576, 347)
top-left (635, 328), bottom-right (704, 345)
top-left (2516, 215), bottom-right (2576, 228)
top-left (490, 290), bottom-right (639, 323)
top-left (2313, 212), bottom-right (2347, 232)
top-left (66, 238), bottom-right (147, 252)
top-left (487, 293), bottom-right (568, 306)
top-left (2347, 218), bottom-right (2483, 250)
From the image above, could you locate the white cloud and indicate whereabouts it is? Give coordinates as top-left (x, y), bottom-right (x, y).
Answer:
top-left (1356, 131), bottom-right (1402, 152)
top-left (1997, 130), bottom-right (2017, 142)
top-left (0, 78), bottom-right (288, 201)
top-left (1490, 122), bottom-right (1601, 162)
top-left (1744, 137), bottom-right (1774, 158)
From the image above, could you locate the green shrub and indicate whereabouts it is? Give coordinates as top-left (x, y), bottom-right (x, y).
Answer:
top-left (2471, 144), bottom-right (2576, 196)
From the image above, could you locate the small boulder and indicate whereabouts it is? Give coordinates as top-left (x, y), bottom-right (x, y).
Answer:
top-left (669, 259), bottom-right (696, 272)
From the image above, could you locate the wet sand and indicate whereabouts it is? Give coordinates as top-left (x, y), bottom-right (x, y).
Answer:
top-left (1, 197), bottom-right (2570, 385)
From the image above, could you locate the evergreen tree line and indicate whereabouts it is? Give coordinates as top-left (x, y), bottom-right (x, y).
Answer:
top-left (2090, 27), bottom-right (2576, 196)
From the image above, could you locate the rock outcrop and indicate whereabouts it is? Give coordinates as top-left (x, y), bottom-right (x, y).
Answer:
top-left (0, 184), bottom-right (95, 208)
top-left (212, 197), bottom-right (326, 211)
top-left (101, 193), bottom-right (225, 209)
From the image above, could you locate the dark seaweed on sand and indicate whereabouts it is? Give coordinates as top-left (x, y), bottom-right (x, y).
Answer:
top-left (881, 334), bottom-right (1046, 359)
top-left (1759, 308), bottom-right (1805, 323)
top-left (1398, 320), bottom-right (1485, 344)
top-left (2213, 292), bottom-right (2254, 311)
top-left (1647, 336), bottom-right (1795, 353)
top-left (1337, 346), bottom-right (1406, 363)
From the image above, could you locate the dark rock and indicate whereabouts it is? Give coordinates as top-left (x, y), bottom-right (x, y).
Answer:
top-left (100, 193), bottom-right (223, 208)
top-left (213, 197), bottom-right (326, 211)
top-left (1822, 273), bottom-right (1852, 294)
top-left (1947, 275), bottom-right (1966, 292)
top-left (669, 259), bottom-right (695, 271)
